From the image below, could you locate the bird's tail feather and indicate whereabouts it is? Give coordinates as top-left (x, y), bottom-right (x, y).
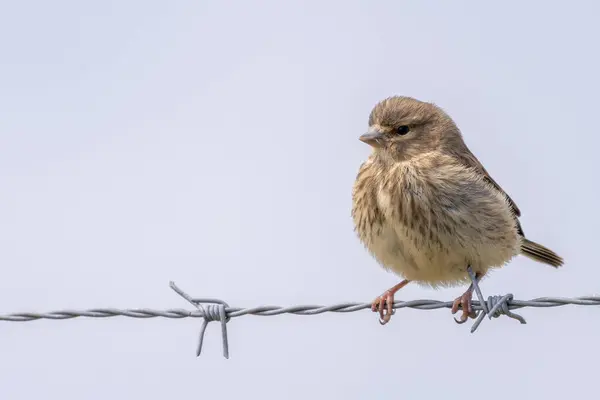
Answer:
top-left (521, 238), bottom-right (564, 268)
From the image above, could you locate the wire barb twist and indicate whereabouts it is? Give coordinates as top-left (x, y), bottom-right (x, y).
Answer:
top-left (464, 267), bottom-right (527, 333)
top-left (169, 281), bottom-right (230, 359)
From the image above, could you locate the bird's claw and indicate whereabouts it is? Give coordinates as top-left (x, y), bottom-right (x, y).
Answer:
top-left (451, 290), bottom-right (478, 324)
top-left (372, 290), bottom-right (396, 325)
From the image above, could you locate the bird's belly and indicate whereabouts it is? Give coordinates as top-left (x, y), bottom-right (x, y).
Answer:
top-left (353, 154), bottom-right (522, 288)
top-left (367, 219), bottom-right (519, 288)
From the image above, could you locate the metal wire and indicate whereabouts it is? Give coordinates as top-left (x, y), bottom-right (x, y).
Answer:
top-left (1, 279), bottom-right (598, 358)
top-left (4, 296), bottom-right (598, 322)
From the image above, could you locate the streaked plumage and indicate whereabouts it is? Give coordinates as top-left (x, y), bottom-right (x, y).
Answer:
top-left (351, 96), bottom-right (563, 324)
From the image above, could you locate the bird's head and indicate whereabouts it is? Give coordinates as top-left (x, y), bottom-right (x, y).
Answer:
top-left (360, 96), bottom-right (461, 161)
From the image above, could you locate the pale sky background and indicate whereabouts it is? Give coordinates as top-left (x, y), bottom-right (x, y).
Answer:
top-left (1, 1), bottom-right (598, 399)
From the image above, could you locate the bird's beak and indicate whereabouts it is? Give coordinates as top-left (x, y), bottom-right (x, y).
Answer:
top-left (359, 127), bottom-right (384, 148)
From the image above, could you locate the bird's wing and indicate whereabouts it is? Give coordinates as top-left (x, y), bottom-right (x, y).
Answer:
top-left (453, 145), bottom-right (524, 235)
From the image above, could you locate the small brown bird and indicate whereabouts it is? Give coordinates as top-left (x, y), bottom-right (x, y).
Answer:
top-left (352, 96), bottom-right (563, 325)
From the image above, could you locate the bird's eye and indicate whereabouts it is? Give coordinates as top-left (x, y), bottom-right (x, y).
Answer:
top-left (396, 125), bottom-right (410, 135)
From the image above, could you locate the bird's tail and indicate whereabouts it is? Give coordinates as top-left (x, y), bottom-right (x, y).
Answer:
top-left (521, 238), bottom-right (564, 268)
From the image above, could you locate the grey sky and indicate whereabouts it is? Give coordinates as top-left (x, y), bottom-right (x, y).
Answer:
top-left (1, 1), bottom-right (598, 399)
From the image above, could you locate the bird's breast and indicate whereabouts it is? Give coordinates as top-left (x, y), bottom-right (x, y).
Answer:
top-left (352, 155), bottom-right (521, 286)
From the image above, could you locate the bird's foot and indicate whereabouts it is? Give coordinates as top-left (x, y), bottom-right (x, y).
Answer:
top-left (371, 280), bottom-right (410, 325)
top-left (371, 290), bottom-right (396, 325)
top-left (451, 288), bottom-right (478, 324)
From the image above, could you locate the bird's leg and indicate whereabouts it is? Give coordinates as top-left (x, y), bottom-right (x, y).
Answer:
top-left (371, 279), bottom-right (410, 325)
top-left (451, 270), bottom-right (482, 324)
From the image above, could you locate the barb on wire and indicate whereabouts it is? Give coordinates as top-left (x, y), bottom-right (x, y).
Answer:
top-left (463, 267), bottom-right (527, 333)
top-left (0, 280), bottom-right (599, 359)
top-left (169, 281), bottom-right (230, 359)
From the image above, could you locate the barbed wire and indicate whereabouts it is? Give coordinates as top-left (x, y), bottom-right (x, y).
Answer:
top-left (1, 275), bottom-right (598, 358)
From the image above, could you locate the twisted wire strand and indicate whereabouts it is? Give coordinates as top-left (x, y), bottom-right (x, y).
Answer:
top-left (1, 279), bottom-right (598, 359)
top-left (2, 297), bottom-right (598, 321)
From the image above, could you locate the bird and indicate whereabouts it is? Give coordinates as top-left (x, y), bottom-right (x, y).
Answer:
top-left (351, 96), bottom-right (563, 325)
